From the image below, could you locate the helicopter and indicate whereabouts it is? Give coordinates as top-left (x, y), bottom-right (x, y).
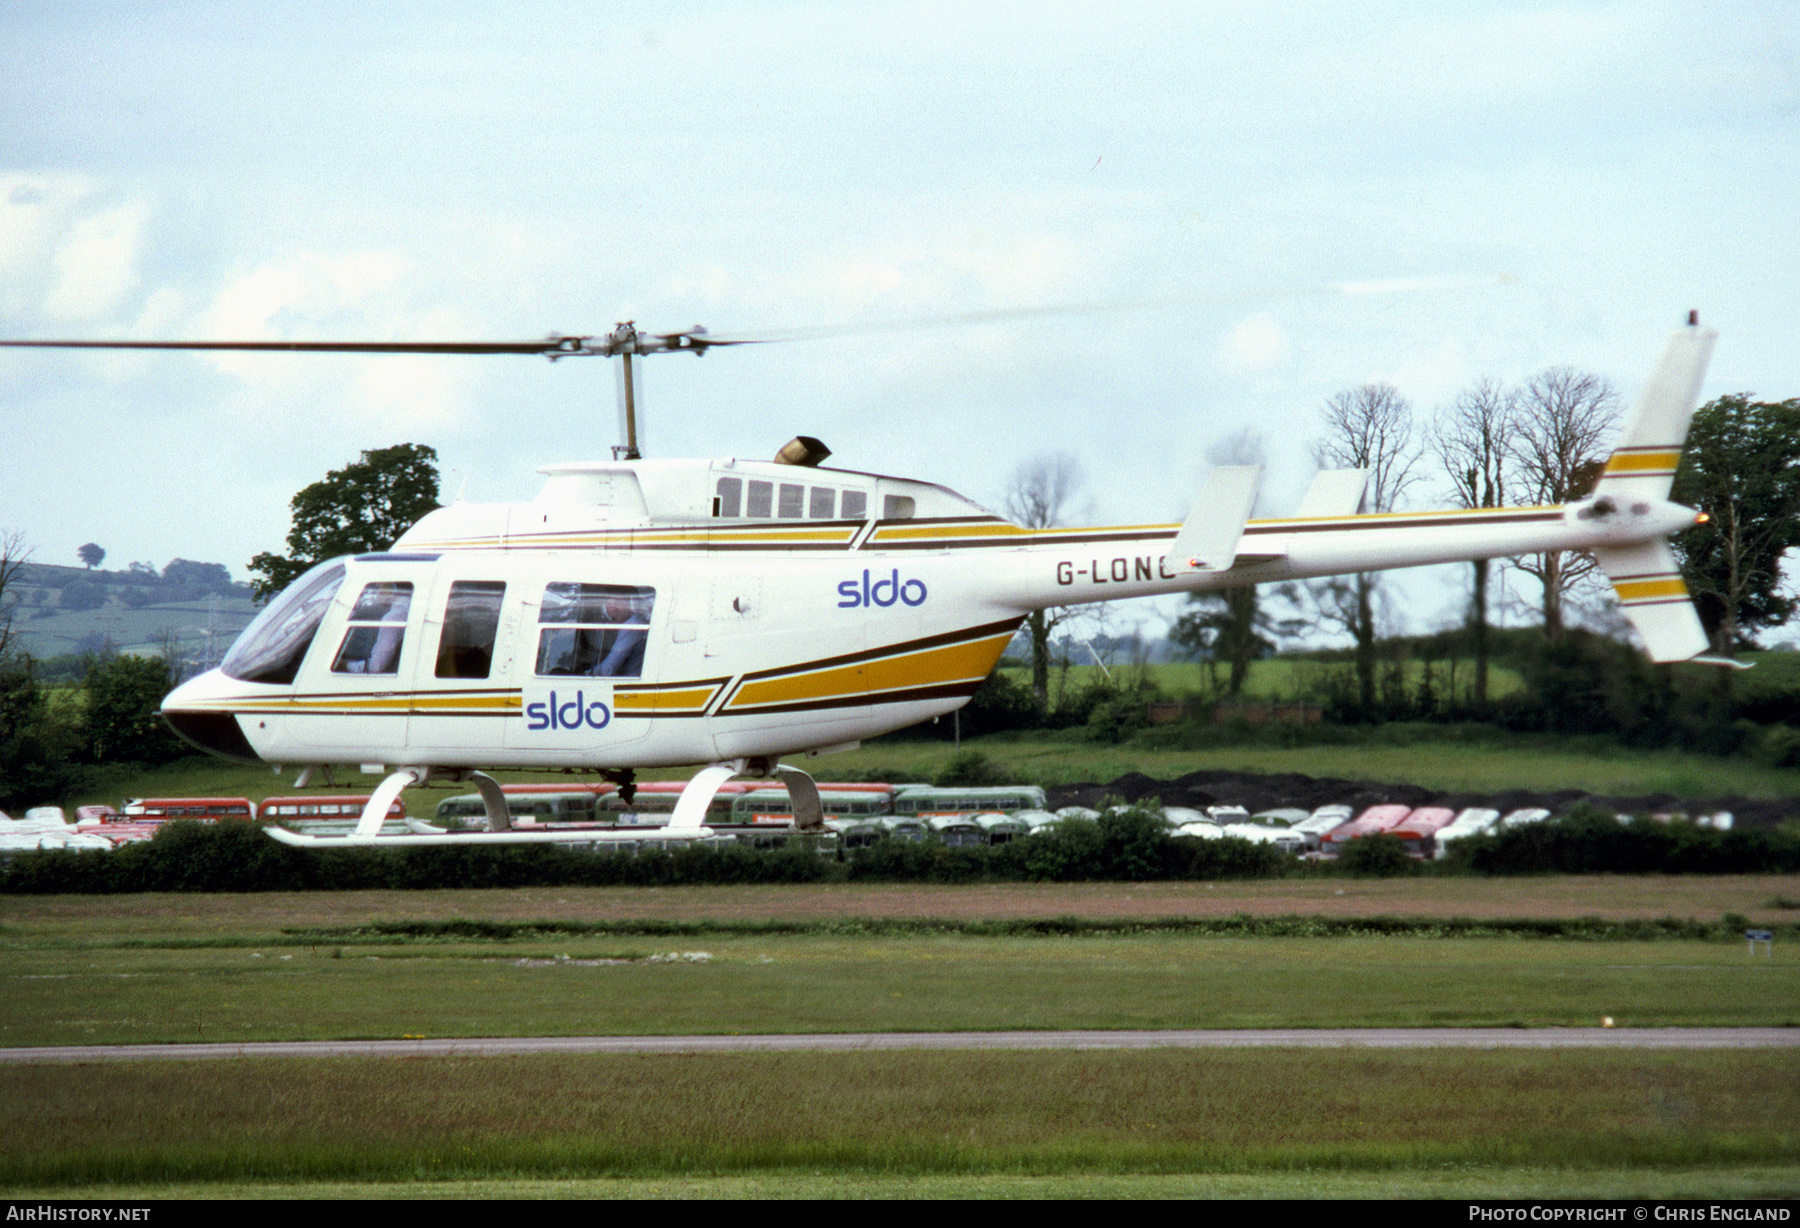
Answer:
top-left (2, 316), bottom-right (1720, 847)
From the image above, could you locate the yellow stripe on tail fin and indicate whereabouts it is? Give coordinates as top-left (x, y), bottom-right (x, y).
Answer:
top-left (1593, 542), bottom-right (1708, 663)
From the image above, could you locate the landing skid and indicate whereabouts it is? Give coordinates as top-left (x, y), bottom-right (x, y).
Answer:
top-left (260, 758), bottom-right (826, 847)
top-left (669, 757), bottom-right (824, 831)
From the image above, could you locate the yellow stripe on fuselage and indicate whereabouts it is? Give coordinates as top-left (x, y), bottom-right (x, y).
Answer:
top-left (613, 685), bottom-right (718, 715)
top-left (728, 632), bottom-right (1014, 711)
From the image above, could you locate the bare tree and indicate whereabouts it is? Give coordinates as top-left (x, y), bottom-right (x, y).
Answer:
top-left (1000, 453), bottom-right (1086, 709)
top-left (0, 530), bottom-right (30, 662)
top-left (1508, 368), bottom-right (1619, 640)
top-left (1432, 378), bottom-right (1514, 705)
top-left (1311, 384), bottom-right (1423, 709)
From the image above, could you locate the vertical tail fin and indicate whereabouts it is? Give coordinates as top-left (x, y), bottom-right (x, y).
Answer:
top-left (1592, 320), bottom-right (1716, 502)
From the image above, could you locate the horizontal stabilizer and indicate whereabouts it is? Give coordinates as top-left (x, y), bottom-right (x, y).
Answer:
top-left (1165, 465), bottom-right (1262, 572)
top-left (1593, 540), bottom-right (1709, 663)
top-left (1295, 468), bottom-right (1370, 519)
top-left (1595, 323), bottom-right (1717, 501)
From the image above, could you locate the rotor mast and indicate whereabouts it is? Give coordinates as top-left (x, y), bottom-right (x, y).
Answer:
top-left (554, 322), bottom-right (722, 461)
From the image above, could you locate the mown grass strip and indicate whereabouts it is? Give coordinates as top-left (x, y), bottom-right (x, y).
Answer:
top-left (1, 1050), bottom-right (1792, 1189)
top-left (14, 1168), bottom-right (1800, 1199)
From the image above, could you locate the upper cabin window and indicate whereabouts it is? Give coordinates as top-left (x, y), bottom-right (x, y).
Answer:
top-left (714, 477), bottom-right (741, 518)
top-left (535, 583), bottom-right (655, 678)
top-left (435, 581), bottom-right (506, 679)
top-left (715, 475), bottom-right (874, 520)
top-left (332, 582), bottom-right (413, 674)
top-left (882, 495), bottom-right (916, 519)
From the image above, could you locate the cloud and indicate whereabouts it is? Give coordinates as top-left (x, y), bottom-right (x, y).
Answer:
top-left (1217, 312), bottom-right (1291, 375)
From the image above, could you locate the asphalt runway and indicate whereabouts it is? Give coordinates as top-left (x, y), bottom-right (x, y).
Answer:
top-left (5, 1028), bottom-right (1796, 1063)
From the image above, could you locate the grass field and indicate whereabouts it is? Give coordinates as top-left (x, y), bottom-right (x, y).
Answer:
top-left (2, 881), bottom-right (1797, 1197)
top-left (57, 725), bottom-right (1800, 815)
top-left (3, 1050), bottom-right (1794, 1196)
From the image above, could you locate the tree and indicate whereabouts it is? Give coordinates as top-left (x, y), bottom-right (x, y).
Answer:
top-left (1311, 384), bottom-right (1422, 709)
top-left (58, 576), bottom-right (106, 612)
top-left (162, 559), bottom-right (235, 594)
top-left (0, 531), bottom-right (86, 807)
top-left (249, 444), bottom-right (442, 601)
top-left (1670, 395), bottom-right (1800, 654)
top-left (78, 542), bottom-right (105, 570)
top-left (1508, 368), bottom-right (1619, 641)
top-left (0, 659), bottom-right (85, 811)
top-left (0, 530), bottom-right (28, 662)
top-left (84, 652), bottom-right (183, 765)
top-left (1000, 452), bottom-right (1085, 709)
top-left (1432, 378), bottom-right (1514, 706)
top-left (1171, 585), bottom-right (1300, 697)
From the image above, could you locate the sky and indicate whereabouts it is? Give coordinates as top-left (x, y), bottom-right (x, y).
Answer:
top-left (2, 0), bottom-right (1796, 642)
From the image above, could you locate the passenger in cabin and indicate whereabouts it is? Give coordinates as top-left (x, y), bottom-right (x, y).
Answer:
top-left (594, 593), bottom-right (649, 678)
top-left (535, 583), bottom-right (655, 678)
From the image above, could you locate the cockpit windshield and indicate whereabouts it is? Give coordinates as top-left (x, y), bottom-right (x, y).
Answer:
top-left (220, 561), bottom-right (347, 684)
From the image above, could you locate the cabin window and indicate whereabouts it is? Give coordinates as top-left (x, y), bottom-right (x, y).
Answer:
top-left (745, 480), bottom-right (773, 517)
top-left (435, 581), bottom-right (506, 679)
top-left (809, 487), bottom-right (836, 518)
top-left (841, 490), bottom-right (868, 519)
top-left (714, 477), bottom-right (741, 518)
top-left (534, 582), bottom-right (656, 678)
top-left (331, 582), bottom-right (413, 674)
top-left (221, 561), bottom-right (346, 685)
top-left (778, 482), bottom-right (804, 518)
top-left (882, 494), bottom-right (916, 519)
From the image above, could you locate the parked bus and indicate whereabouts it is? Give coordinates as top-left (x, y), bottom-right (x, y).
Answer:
top-left (260, 795), bottom-right (407, 822)
top-left (891, 785), bottom-right (1047, 817)
top-left (119, 797), bottom-right (254, 821)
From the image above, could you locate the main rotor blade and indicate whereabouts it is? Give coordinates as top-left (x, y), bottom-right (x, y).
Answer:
top-left (697, 296), bottom-right (1213, 347)
top-left (0, 338), bottom-right (590, 355)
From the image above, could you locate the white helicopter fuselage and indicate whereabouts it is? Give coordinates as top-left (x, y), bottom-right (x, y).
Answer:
top-left (160, 457), bottom-right (1697, 775)
top-left (160, 323), bottom-right (1718, 797)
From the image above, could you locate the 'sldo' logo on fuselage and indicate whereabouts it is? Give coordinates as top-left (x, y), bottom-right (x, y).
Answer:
top-left (524, 689), bottom-right (612, 731)
top-left (837, 568), bottom-right (928, 609)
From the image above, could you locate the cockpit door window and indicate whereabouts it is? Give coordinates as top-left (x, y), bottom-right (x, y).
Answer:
top-left (331, 582), bottom-right (413, 675)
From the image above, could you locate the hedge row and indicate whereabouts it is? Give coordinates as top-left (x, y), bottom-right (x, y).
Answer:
top-left (0, 810), bottom-right (1287, 893)
top-left (4, 807), bottom-right (1796, 894)
top-left (1448, 806), bottom-right (1800, 875)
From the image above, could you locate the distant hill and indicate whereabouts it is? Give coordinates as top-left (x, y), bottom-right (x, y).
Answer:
top-left (6, 561), bottom-right (257, 668)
